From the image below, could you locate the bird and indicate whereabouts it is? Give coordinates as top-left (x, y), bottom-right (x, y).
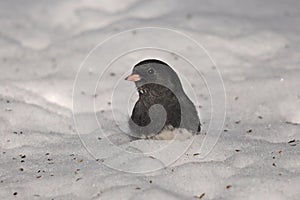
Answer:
top-left (125, 59), bottom-right (201, 139)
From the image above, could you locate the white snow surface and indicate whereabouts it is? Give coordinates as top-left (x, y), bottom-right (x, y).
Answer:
top-left (1, 0), bottom-right (300, 199)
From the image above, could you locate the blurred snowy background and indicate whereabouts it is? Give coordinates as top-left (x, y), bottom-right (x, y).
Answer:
top-left (0, 0), bottom-right (300, 199)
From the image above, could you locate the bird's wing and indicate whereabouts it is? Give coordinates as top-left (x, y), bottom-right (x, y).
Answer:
top-left (178, 94), bottom-right (201, 133)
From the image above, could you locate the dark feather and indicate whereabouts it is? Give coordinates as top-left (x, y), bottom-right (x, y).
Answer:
top-left (126, 59), bottom-right (201, 138)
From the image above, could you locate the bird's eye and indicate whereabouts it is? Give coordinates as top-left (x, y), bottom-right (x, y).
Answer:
top-left (148, 68), bottom-right (154, 74)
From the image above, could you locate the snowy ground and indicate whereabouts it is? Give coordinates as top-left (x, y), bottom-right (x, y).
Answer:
top-left (1, 0), bottom-right (300, 199)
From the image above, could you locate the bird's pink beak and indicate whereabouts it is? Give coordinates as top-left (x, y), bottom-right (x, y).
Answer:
top-left (125, 74), bottom-right (141, 82)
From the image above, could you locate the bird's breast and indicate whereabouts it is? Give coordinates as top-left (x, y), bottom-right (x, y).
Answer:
top-left (138, 88), bottom-right (148, 95)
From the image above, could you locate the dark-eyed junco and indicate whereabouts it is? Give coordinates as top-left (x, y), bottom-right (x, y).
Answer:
top-left (125, 59), bottom-right (201, 139)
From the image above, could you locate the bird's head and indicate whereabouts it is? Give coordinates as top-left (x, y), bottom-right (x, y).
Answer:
top-left (125, 59), bottom-right (183, 92)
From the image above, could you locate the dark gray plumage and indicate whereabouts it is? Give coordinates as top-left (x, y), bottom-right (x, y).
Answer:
top-left (125, 59), bottom-right (201, 139)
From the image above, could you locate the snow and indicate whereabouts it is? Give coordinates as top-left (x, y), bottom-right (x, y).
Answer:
top-left (1, 0), bottom-right (300, 199)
